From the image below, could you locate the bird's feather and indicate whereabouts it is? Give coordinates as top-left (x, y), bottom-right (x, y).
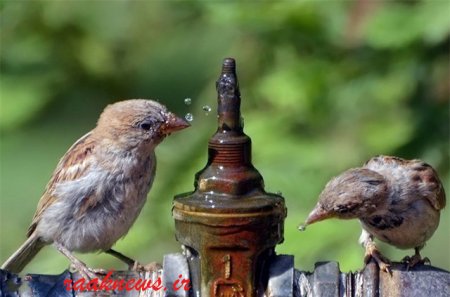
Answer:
top-left (27, 132), bottom-right (96, 236)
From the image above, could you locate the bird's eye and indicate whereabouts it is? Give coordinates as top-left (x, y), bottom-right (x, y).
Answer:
top-left (139, 122), bottom-right (152, 131)
top-left (334, 203), bottom-right (359, 214)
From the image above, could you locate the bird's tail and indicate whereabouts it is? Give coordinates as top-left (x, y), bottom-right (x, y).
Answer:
top-left (1, 232), bottom-right (45, 273)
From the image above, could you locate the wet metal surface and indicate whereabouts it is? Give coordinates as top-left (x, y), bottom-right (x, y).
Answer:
top-left (0, 269), bottom-right (20, 297)
top-left (361, 261), bottom-right (379, 297)
top-left (293, 261), bottom-right (449, 297)
top-left (163, 253), bottom-right (190, 297)
top-left (3, 261), bottom-right (449, 296)
top-left (312, 262), bottom-right (340, 297)
top-left (173, 58), bottom-right (287, 297)
top-left (266, 255), bottom-right (294, 297)
top-left (379, 263), bottom-right (450, 297)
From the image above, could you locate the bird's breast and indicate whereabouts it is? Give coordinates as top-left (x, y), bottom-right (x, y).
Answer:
top-left (37, 151), bottom-right (157, 252)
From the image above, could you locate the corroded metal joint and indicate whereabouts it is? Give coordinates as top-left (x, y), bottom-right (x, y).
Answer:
top-left (173, 58), bottom-right (287, 297)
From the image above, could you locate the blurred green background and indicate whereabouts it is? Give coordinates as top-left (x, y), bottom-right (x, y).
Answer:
top-left (1, 1), bottom-right (449, 275)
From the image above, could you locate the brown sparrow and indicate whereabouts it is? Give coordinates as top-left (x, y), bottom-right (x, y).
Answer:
top-left (299, 155), bottom-right (446, 272)
top-left (1, 99), bottom-right (189, 279)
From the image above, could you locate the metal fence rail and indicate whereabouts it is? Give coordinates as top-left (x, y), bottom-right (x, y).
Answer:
top-left (1, 254), bottom-right (449, 297)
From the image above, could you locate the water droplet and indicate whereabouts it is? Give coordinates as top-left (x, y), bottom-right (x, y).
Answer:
top-left (202, 105), bottom-right (212, 115)
top-left (185, 113), bottom-right (193, 122)
top-left (184, 98), bottom-right (192, 105)
top-left (298, 224), bottom-right (306, 232)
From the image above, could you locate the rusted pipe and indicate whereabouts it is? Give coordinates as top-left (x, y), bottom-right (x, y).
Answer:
top-left (172, 58), bottom-right (287, 297)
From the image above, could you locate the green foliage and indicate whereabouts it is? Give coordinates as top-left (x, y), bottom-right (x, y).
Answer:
top-left (1, 1), bottom-right (449, 275)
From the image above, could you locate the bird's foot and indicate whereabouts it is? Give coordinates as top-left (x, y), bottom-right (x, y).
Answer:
top-left (364, 243), bottom-right (392, 274)
top-left (128, 261), bottom-right (162, 272)
top-left (131, 261), bottom-right (162, 273)
top-left (55, 242), bottom-right (107, 280)
top-left (69, 262), bottom-right (107, 280)
top-left (402, 253), bottom-right (430, 270)
top-left (130, 261), bottom-right (143, 271)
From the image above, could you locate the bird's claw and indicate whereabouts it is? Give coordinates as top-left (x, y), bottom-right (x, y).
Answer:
top-left (402, 254), bottom-right (430, 270)
top-left (422, 257), bottom-right (431, 265)
top-left (129, 261), bottom-right (143, 271)
top-left (378, 261), bottom-right (392, 275)
top-left (143, 262), bottom-right (162, 273)
top-left (364, 243), bottom-right (392, 275)
top-left (70, 263), bottom-right (107, 280)
top-left (129, 261), bottom-right (161, 273)
top-left (364, 255), bottom-right (392, 274)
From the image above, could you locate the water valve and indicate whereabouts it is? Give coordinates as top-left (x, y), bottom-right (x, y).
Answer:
top-left (173, 58), bottom-right (287, 297)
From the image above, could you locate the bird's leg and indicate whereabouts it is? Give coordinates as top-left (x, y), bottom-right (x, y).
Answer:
top-left (359, 230), bottom-right (391, 274)
top-left (54, 242), bottom-right (106, 280)
top-left (105, 249), bottom-right (143, 271)
top-left (105, 249), bottom-right (161, 272)
top-left (402, 247), bottom-right (430, 269)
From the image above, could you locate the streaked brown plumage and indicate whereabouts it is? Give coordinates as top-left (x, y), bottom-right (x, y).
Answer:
top-left (300, 155), bottom-right (446, 272)
top-left (1, 99), bottom-right (189, 279)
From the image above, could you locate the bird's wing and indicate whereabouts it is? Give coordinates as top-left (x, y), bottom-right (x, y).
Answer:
top-left (27, 131), bottom-right (96, 236)
top-left (427, 174), bottom-right (446, 210)
top-left (366, 156), bottom-right (446, 211)
top-left (412, 160), bottom-right (446, 211)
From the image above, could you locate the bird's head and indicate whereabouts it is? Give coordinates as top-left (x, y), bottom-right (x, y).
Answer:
top-left (95, 99), bottom-right (190, 151)
top-left (299, 168), bottom-right (388, 231)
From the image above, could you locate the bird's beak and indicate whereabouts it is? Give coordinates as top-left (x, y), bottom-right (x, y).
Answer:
top-left (298, 205), bottom-right (332, 231)
top-left (161, 113), bottom-right (190, 135)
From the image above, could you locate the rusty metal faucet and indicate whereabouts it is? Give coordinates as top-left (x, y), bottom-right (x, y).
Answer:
top-left (173, 58), bottom-right (287, 297)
